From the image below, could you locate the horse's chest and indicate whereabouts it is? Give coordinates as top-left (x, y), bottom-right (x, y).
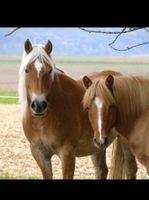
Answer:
top-left (26, 122), bottom-right (62, 153)
top-left (38, 128), bottom-right (62, 152)
top-left (40, 131), bottom-right (54, 144)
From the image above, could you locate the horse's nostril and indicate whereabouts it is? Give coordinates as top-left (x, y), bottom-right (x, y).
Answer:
top-left (41, 101), bottom-right (48, 110)
top-left (103, 137), bottom-right (108, 145)
top-left (93, 137), bottom-right (99, 146)
top-left (93, 136), bottom-right (108, 147)
top-left (31, 100), bottom-right (48, 114)
top-left (31, 101), bottom-right (37, 110)
top-left (93, 137), bottom-right (97, 143)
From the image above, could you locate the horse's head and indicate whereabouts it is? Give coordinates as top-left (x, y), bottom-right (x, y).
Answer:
top-left (82, 75), bottom-right (118, 148)
top-left (19, 39), bottom-right (56, 116)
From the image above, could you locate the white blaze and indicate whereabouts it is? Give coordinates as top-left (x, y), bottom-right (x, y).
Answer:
top-left (94, 97), bottom-right (103, 140)
top-left (35, 59), bottom-right (43, 78)
top-left (32, 93), bottom-right (46, 102)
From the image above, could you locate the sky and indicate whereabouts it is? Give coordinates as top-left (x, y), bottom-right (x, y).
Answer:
top-left (0, 27), bottom-right (149, 56)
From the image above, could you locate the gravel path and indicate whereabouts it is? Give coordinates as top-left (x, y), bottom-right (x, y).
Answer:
top-left (0, 104), bottom-right (147, 179)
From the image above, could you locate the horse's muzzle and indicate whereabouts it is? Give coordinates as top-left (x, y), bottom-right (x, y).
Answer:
top-left (93, 136), bottom-right (108, 147)
top-left (31, 100), bottom-right (48, 116)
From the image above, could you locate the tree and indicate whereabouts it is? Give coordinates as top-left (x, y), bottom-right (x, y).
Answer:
top-left (4, 28), bottom-right (20, 37)
top-left (80, 27), bottom-right (149, 51)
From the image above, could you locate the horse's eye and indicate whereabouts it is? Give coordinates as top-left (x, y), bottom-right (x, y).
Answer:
top-left (25, 68), bottom-right (29, 73)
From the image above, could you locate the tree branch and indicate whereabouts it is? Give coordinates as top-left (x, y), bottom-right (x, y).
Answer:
top-left (109, 27), bottom-right (126, 46)
top-left (80, 27), bottom-right (149, 51)
top-left (144, 28), bottom-right (149, 33)
top-left (4, 28), bottom-right (20, 37)
top-left (79, 27), bottom-right (144, 34)
top-left (110, 41), bottom-right (149, 51)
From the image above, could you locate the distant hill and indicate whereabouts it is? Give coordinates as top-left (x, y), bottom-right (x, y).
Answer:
top-left (0, 28), bottom-right (149, 56)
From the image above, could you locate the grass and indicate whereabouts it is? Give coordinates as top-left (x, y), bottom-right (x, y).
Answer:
top-left (0, 92), bottom-right (18, 104)
top-left (0, 175), bottom-right (38, 179)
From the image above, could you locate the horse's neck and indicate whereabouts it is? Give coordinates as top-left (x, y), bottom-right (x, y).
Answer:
top-left (53, 72), bottom-right (85, 96)
top-left (48, 73), bottom-right (85, 110)
top-left (47, 72), bottom-right (91, 132)
top-left (126, 109), bottom-right (149, 150)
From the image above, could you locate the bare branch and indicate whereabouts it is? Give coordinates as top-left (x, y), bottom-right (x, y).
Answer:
top-left (110, 41), bottom-right (149, 51)
top-left (4, 28), bottom-right (20, 37)
top-left (79, 27), bottom-right (145, 34)
top-left (109, 27), bottom-right (126, 46)
top-left (80, 27), bottom-right (149, 51)
top-left (144, 28), bottom-right (149, 33)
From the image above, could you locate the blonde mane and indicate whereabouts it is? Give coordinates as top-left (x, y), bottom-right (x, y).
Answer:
top-left (112, 75), bottom-right (149, 128)
top-left (83, 78), bottom-right (115, 109)
top-left (18, 44), bottom-right (56, 107)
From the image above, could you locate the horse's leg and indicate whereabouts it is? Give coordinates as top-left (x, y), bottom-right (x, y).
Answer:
top-left (59, 145), bottom-right (75, 179)
top-left (120, 141), bottom-right (137, 179)
top-left (91, 150), bottom-right (108, 179)
top-left (30, 144), bottom-right (53, 179)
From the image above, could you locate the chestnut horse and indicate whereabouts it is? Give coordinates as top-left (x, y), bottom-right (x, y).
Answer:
top-left (82, 74), bottom-right (149, 178)
top-left (82, 74), bottom-right (139, 179)
top-left (18, 39), bottom-right (133, 179)
top-left (127, 108), bottom-right (149, 176)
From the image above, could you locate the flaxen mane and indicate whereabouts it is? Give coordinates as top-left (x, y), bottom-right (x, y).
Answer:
top-left (83, 78), bottom-right (115, 110)
top-left (112, 76), bottom-right (149, 127)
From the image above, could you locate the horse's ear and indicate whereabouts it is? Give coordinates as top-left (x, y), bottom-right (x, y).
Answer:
top-left (105, 75), bottom-right (114, 91)
top-left (24, 39), bottom-right (32, 54)
top-left (45, 40), bottom-right (53, 55)
top-left (82, 76), bottom-right (93, 89)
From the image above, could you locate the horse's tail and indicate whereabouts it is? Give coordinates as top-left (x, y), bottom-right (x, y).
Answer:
top-left (109, 136), bottom-right (125, 179)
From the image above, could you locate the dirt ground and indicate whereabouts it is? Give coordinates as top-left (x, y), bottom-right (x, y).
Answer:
top-left (0, 104), bottom-right (147, 179)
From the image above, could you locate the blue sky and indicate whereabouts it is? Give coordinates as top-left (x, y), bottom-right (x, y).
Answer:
top-left (0, 28), bottom-right (149, 56)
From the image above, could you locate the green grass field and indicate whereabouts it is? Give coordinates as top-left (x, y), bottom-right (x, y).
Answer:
top-left (0, 92), bottom-right (18, 104)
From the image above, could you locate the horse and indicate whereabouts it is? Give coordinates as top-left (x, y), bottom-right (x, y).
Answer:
top-left (127, 108), bottom-right (149, 176)
top-left (84, 75), bottom-right (149, 176)
top-left (82, 74), bottom-right (140, 179)
top-left (18, 39), bottom-right (133, 179)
